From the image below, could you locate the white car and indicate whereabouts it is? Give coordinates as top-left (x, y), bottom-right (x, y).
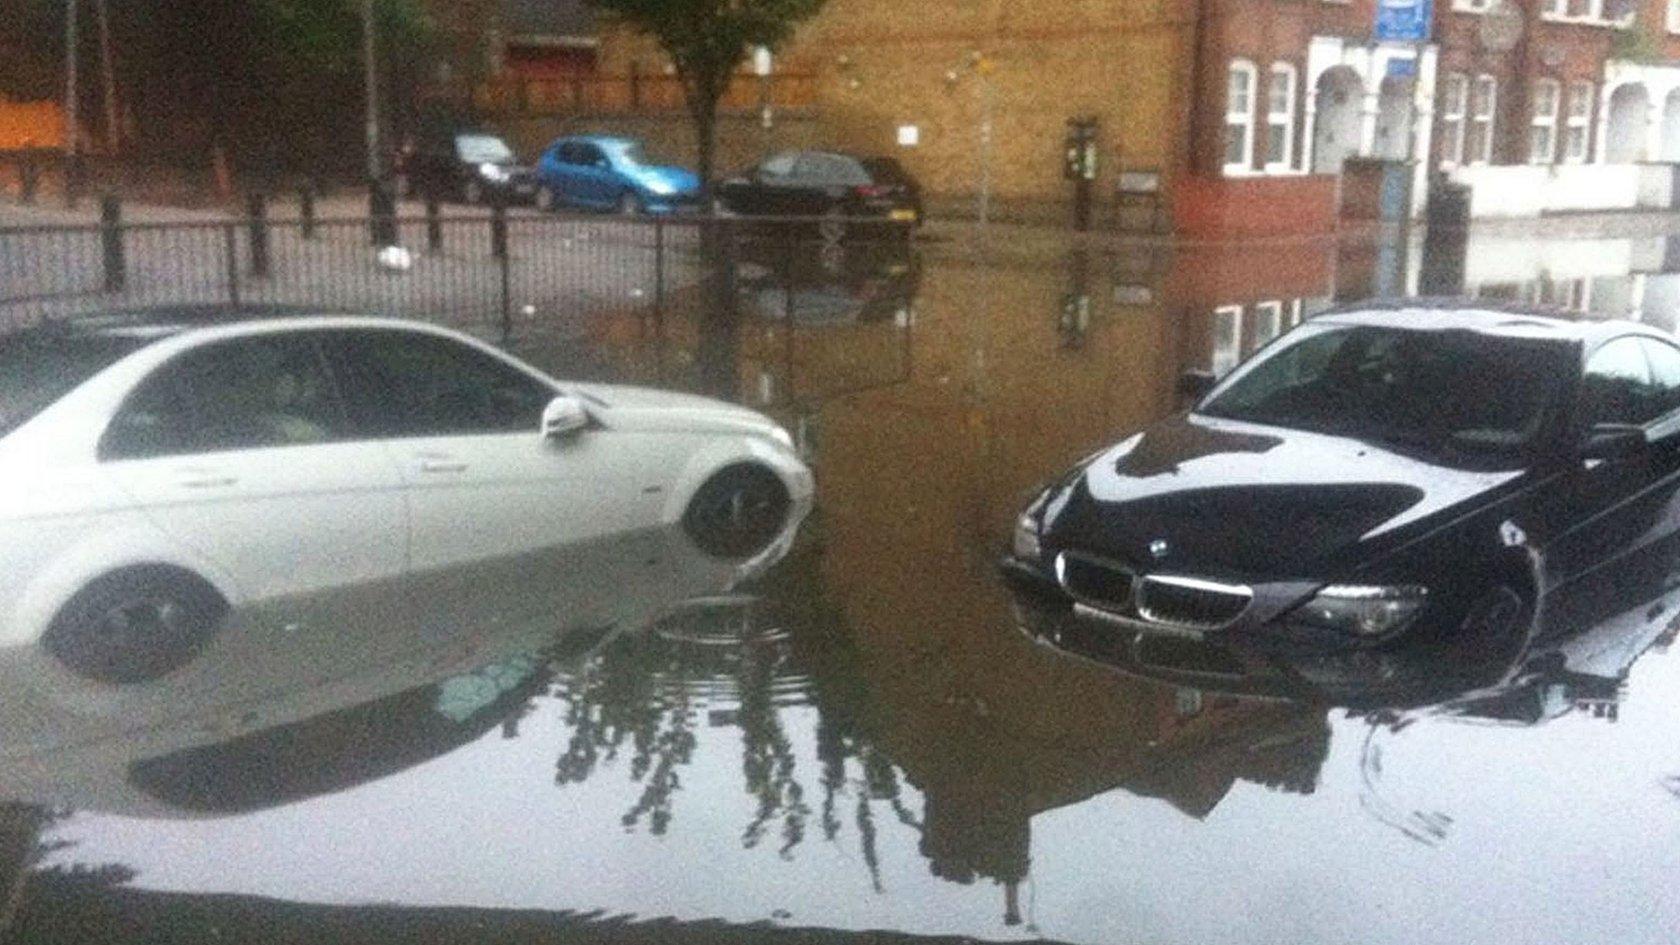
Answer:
top-left (0, 308), bottom-right (813, 695)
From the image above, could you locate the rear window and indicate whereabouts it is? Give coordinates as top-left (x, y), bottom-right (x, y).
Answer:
top-left (860, 157), bottom-right (911, 184)
top-left (0, 331), bottom-right (151, 437)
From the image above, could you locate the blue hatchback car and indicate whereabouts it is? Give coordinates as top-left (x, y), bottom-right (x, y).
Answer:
top-left (532, 136), bottom-right (702, 215)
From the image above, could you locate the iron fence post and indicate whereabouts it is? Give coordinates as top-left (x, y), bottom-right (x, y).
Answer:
top-left (426, 196), bottom-right (442, 251)
top-left (223, 223), bottom-right (241, 305)
top-left (369, 181), bottom-right (397, 246)
top-left (490, 200), bottom-right (508, 259)
top-left (100, 194), bottom-right (125, 292)
top-left (19, 154), bottom-right (38, 205)
top-left (496, 199), bottom-right (512, 342)
top-left (300, 184), bottom-right (316, 239)
top-left (246, 192), bottom-right (270, 278)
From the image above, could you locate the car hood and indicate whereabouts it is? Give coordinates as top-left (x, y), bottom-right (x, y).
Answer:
top-left (631, 165), bottom-right (701, 195)
top-left (570, 382), bottom-right (786, 439)
top-left (1041, 413), bottom-right (1527, 579)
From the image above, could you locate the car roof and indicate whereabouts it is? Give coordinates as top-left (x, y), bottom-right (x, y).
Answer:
top-left (1312, 298), bottom-right (1670, 347)
top-left (3, 305), bottom-right (473, 348)
top-left (563, 134), bottom-right (636, 148)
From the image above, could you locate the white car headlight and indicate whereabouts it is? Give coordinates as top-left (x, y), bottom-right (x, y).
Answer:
top-left (645, 179), bottom-right (676, 196)
top-left (1291, 585), bottom-right (1429, 637)
top-left (1012, 511), bottom-right (1043, 561)
top-left (479, 162), bottom-right (511, 183)
top-left (764, 424), bottom-right (795, 450)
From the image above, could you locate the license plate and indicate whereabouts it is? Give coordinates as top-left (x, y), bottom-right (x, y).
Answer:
top-left (889, 208), bottom-right (917, 222)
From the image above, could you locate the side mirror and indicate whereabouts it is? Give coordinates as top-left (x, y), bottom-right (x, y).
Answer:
top-left (542, 395), bottom-right (590, 439)
top-left (1580, 423), bottom-right (1646, 461)
top-left (1178, 369), bottom-right (1217, 401)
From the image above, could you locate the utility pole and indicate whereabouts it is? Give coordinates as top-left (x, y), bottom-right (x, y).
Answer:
top-left (95, 0), bottom-right (117, 152)
top-left (64, 0), bottom-right (78, 161)
top-left (362, 0), bottom-right (381, 182)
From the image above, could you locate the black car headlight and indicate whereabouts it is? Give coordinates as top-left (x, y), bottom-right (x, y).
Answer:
top-left (1290, 584), bottom-right (1429, 638)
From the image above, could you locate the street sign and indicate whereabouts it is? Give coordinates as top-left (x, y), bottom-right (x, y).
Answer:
top-left (1375, 0), bottom-right (1434, 43)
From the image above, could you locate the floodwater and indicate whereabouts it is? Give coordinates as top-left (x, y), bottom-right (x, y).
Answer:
top-left (8, 218), bottom-right (1680, 945)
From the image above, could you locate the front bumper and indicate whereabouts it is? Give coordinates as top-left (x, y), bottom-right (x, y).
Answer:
top-left (1000, 557), bottom-right (1516, 710)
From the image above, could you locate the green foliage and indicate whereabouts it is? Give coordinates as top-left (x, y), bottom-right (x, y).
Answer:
top-left (1610, 26), bottom-right (1662, 65)
top-left (585, 0), bottom-right (826, 182)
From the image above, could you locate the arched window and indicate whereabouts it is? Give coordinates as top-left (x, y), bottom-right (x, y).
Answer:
top-left (1265, 62), bottom-right (1298, 171)
top-left (1224, 60), bottom-right (1258, 175)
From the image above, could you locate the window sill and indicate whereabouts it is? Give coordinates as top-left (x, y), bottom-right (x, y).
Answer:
top-left (1538, 13), bottom-right (1636, 27)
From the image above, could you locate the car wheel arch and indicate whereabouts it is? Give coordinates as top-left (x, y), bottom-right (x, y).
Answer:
top-left (10, 531), bottom-right (243, 651)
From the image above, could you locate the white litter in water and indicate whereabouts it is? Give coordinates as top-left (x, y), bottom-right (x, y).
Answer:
top-left (630, 288), bottom-right (646, 299)
top-left (521, 304), bottom-right (536, 317)
top-left (376, 245), bottom-right (413, 272)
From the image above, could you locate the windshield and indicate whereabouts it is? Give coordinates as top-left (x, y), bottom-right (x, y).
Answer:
top-left (608, 142), bottom-right (649, 168)
top-left (0, 332), bottom-right (151, 437)
top-left (1199, 323), bottom-right (1574, 455)
top-left (454, 134), bottom-right (515, 164)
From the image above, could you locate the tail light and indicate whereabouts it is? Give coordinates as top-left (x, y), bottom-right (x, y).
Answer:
top-left (853, 184), bottom-right (892, 199)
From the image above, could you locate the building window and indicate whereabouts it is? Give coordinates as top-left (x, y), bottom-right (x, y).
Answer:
top-left (1565, 81), bottom-right (1594, 162)
top-left (1254, 301), bottom-right (1285, 348)
top-left (1224, 60), bottom-right (1257, 174)
top-left (1467, 75), bottom-right (1497, 165)
top-left (1440, 73), bottom-right (1468, 164)
top-left (1546, 0), bottom-right (1637, 22)
top-left (1265, 63), bottom-right (1297, 171)
top-left (1212, 305), bottom-right (1243, 377)
top-left (1530, 79), bottom-right (1560, 164)
top-left (1453, 0), bottom-right (1496, 11)
top-left (1670, 0), bottom-right (1680, 31)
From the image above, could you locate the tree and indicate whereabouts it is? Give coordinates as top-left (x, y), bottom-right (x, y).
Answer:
top-left (584, 0), bottom-right (825, 197)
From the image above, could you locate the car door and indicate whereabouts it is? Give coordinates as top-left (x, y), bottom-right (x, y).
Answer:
top-left (1541, 335), bottom-right (1680, 639)
top-left (730, 152), bottom-right (798, 215)
top-left (320, 328), bottom-right (680, 642)
top-left (98, 332), bottom-right (410, 678)
top-left (545, 141), bottom-right (585, 205)
top-left (572, 142), bottom-right (617, 207)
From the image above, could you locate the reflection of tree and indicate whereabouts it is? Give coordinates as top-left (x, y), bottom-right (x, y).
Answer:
top-left (1, 804), bottom-right (136, 936)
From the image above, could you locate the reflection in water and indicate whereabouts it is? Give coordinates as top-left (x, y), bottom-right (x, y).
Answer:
top-left (14, 223), bottom-right (1680, 945)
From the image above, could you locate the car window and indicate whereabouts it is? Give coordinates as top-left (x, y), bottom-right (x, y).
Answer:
top-left (455, 134), bottom-right (514, 164)
top-left (795, 154), bottom-right (871, 186)
top-left (1641, 338), bottom-right (1680, 419)
top-left (555, 142), bottom-right (581, 164)
top-left (102, 335), bottom-right (345, 461)
top-left (1580, 337), bottom-right (1662, 427)
top-left (575, 144), bottom-right (605, 167)
top-left (1201, 323), bottom-right (1574, 456)
top-left (760, 153), bottom-right (799, 179)
top-left (323, 330), bottom-right (553, 438)
top-left (0, 331), bottom-right (151, 438)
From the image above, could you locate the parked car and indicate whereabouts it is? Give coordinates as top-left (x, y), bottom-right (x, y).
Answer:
top-left (1003, 302), bottom-right (1680, 701)
top-left (395, 129), bottom-right (537, 206)
top-left (717, 151), bottom-right (924, 240)
top-left (532, 136), bottom-right (701, 215)
top-left (736, 237), bottom-right (922, 325)
top-left (0, 306), bottom-right (812, 687)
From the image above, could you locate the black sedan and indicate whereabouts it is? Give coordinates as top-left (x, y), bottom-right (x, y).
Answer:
top-left (1004, 302), bottom-right (1680, 702)
top-left (395, 129), bottom-right (537, 206)
top-left (716, 151), bottom-right (923, 240)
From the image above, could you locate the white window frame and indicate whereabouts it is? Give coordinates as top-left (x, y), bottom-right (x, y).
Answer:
top-left (1224, 60), bottom-right (1258, 176)
top-left (1530, 78), bottom-right (1560, 164)
top-left (1254, 300), bottom-right (1285, 348)
top-left (1670, 0), bottom-right (1680, 32)
top-left (1469, 74), bottom-right (1497, 165)
top-left (1543, 0), bottom-right (1636, 24)
top-left (1452, 0), bottom-right (1496, 11)
top-left (1265, 63), bottom-right (1298, 172)
top-left (1564, 81), bottom-right (1594, 163)
top-left (1440, 73), bottom-right (1468, 166)
top-left (1212, 305), bottom-right (1244, 377)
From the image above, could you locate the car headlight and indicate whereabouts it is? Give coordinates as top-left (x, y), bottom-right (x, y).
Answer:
top-left (1011, 511), bottom-right (1043, 561)
top-left (479, 162), bottom-right (511, 183)
top-left (764, 424), bottom-right (795, 450)
top-left (645, 179), bottom-right (676, 196)
top-left (1290, 585), bottom-right (1429, 637)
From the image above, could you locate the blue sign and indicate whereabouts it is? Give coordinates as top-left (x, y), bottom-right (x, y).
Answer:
top-left (1375, 0), bottom-right (1434, 43)
top-left (1386, 58), bottom-right (1418, 79)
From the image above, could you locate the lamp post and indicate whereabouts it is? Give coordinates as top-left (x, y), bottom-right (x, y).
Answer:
top-left (362, 0), bottom-right (381, 183)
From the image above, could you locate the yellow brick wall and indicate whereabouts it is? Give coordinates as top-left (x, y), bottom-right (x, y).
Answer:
top-left (594, 0), bottom-right (1192, 202)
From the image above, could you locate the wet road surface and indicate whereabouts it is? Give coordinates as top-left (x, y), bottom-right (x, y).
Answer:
top-left (9, 220), bottom-right (1680, 945)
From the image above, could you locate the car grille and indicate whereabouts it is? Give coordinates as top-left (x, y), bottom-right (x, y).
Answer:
top-left (1056, 552), bottom-right (1135, 612)
top-left (1135, 575), bottom-right (1252, 630)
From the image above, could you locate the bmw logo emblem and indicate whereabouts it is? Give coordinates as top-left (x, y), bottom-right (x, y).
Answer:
top-left (1149, 539), bottom-right (1170, 560)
